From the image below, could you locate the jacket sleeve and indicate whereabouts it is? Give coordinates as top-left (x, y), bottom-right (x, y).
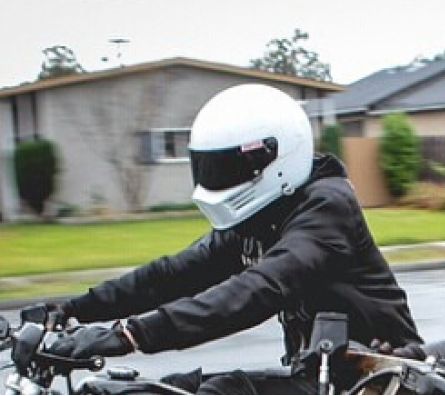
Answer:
top-left (126, 189), bottom-right (356, 353)
top-left (68, 230), bottom-right (244, 322)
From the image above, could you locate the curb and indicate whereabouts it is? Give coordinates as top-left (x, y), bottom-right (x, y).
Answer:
top-left (0, 295), bottom-right (77, 311)
top-left (2, 261), bottom-right (445, 311)
top-left (390, 260), bottom-right (445, 273)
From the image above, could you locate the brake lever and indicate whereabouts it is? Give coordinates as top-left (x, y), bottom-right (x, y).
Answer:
top-left (34, 351), bottom-right (105, 375)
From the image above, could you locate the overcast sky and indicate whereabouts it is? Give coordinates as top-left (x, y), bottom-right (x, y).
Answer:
top-left (2, 0), bottom-right (445, 88)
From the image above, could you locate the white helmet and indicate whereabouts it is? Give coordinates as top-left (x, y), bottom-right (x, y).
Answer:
top-left (190, 84), bottom-right (313, 230)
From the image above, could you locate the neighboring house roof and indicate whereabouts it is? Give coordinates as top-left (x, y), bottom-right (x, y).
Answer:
top-left (306, 59), bottom-right (445, 116)
top-left (0, 57), bottom-right (343, 99)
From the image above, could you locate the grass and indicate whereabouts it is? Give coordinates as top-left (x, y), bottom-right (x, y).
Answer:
top-left (0, 216), bottom-right (210, 277)
top-left (364, 208), bottom-right (445, 246)
top-left (1, 208), bottom-right (445, 279)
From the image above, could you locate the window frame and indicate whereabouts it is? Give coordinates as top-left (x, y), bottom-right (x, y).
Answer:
top-left (136, 127), bottom-right (191, 165)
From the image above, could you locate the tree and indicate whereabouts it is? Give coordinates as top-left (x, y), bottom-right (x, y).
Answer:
top-left (379, 113), bottom-right (421, 197)
top-left (412, 51), bottom-right (445, 64)
top-left (392, 52), bottom-right (445, 72)
top-left (250, 29), bottom-right (332, 81)
top-left (13, 139), bottom-right (59, 216)
top-left (38, 45), bottom-right (85, 80)
top-left (319, 124), bottom-right (343, 159)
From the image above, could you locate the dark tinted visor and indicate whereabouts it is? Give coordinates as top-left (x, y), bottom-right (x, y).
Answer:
top-left (190, 137), bottom-right (278, 191)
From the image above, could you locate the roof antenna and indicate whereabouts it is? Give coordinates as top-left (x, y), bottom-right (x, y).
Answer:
top-left (106, 38), bottom-right (130, 67)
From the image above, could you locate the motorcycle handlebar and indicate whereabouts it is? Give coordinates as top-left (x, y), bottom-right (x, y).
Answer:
top-left (34, 351), bottom-right (105, 374)
top-left (0, 311), bottom-right (106, 374)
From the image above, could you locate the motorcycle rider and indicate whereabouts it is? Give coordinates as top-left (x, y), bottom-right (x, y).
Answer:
top-left (47, 84), bottom-right (423, 393)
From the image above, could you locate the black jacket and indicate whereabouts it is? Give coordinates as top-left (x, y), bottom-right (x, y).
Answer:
top-left (68, 155), bottom-right (422, 353)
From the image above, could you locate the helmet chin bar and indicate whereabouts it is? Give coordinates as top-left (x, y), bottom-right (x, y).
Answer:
top-left (192, 177), bottom-right (284, 230)
top-left (192, 182), bottom-right (258, 230)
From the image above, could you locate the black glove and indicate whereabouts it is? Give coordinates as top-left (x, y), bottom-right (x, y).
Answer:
top-left (47, 325), bottom-right (133, 359)
top-left (370, 339), bottom-right (426, 361)
top-left (370, 338), bottom-right (393, 354)
top-left (393, 343), bottom-right (426, 360)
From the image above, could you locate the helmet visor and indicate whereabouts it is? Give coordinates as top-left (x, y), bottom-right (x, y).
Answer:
top-left (190, 137), bottom-right (278, 191)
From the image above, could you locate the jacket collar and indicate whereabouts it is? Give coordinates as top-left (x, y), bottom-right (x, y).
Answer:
top-left (232, 154), bottom-right (348, 242)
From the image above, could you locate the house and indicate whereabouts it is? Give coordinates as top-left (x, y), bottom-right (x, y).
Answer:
top-left (306, 59), bottom-right (445, 207)
top-left (0, 57), bottom-right (343, 221)
top-left (309, 58), bottom-right (445, 137)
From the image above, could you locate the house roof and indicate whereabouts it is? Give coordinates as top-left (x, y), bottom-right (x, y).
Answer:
top-left (0, 57), bottom-right (343, 99)
top-left (306, 59), bottom-right (445, 116)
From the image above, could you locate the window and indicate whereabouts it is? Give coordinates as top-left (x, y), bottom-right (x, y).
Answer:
top-left (137, 128), bottom-right (190, 163)
top-left (339, 120), bottom-right (364, 137)
top-left (13, 94), bottom-right (39, 143)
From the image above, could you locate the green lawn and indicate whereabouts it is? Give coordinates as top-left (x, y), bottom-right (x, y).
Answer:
top-left (0, 280), bottom-right (95, 301)
top-left (1, 209), bottom-right (445, 278)
top-left (0, 216), bottom-right (210, 277)
top-left (364, 208), bottom-right (445, 246)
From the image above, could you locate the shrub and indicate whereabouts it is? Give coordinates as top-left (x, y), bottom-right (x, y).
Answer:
top-left (56, 204), bottom-right (79, 218)
top-left (379, 113), bottom-right (421, 197)
top-left (319, 124), bottom-right (343, 159)
top-left (398, 182), bottom-right (445, 210)
top-left (13, 139), bottom-right (59, 215)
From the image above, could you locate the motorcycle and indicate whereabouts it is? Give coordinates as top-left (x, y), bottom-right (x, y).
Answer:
top-left (2, 305), bottom-right (445, 394)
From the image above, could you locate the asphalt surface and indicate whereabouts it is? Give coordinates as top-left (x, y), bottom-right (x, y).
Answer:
top-left (1, 268), bottom-right (445, 393)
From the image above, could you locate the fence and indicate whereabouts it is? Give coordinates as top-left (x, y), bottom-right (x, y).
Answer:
top-left (342, 137), bottom-right (393, 207)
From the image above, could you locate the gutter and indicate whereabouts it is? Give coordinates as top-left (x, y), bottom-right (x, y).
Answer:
top-left (367, 103), bottom-right (445, 115)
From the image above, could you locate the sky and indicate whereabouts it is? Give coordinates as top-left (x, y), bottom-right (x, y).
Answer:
top-left (2, 0), bottom-right (445, 88)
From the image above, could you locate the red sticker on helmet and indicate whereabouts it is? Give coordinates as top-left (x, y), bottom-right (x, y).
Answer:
top-left (241, 140), bottom-right (264, 152)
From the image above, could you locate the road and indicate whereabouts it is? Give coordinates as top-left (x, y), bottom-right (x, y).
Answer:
top-left (1, 268), bottom-right (445, 392)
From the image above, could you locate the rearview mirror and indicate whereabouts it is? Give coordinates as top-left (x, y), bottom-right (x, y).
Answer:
top-left (20, 303), bottom-right (47, 325)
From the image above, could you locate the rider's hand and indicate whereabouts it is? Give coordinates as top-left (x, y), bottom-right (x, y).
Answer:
top-left (369, 338), bottom-right (393, 354)
top-left (47, 324), bottom-right (134, 359)
top-left (392, 343), bottom-right (426, 360)
top-left (370, 339), bottom-right (426, 360)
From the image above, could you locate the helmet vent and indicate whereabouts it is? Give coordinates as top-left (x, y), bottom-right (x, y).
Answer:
top-left (227, 188), bottom-right (256, 211)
